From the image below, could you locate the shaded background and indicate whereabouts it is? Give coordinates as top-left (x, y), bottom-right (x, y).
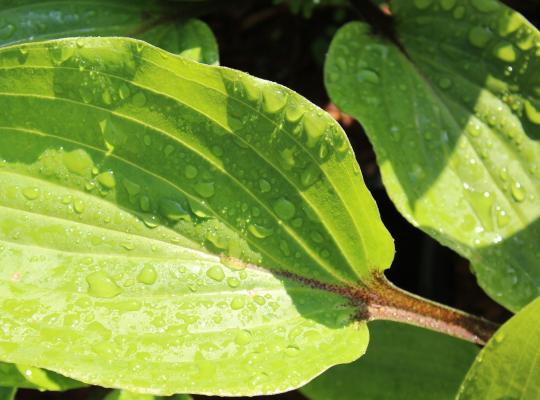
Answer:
top-left (17, 0), bottom-right (539, 398)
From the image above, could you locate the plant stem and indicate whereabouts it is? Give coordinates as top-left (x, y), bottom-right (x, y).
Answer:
top-left (365, 274), bottom-right (499, 346)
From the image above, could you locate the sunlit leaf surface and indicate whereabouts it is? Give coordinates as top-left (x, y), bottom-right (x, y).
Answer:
top-left (325, 0), bottom-right (540, 311)
top-left (0, 37), bottom-right (393, 395)
top-left (457, 296), bottom-right (540, 400)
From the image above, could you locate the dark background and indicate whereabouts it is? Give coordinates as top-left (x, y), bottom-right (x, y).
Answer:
top-left (18, 0), bottom-right (539, 399)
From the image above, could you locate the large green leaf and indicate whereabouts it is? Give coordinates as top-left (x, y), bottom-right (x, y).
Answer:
top-left (0, 0), bottom-right (219, 64)
top-left (0, 387), bottom-right (15, 400)
top-left (301, 320), bottom-right (479, 400)
top-left (0, 37), bottom-right (394, 395)
top-left (325, 0), bottom-right (540, 311)
top-left (457, 296), bottom-right (540, 399)
top-left (0, 362), bottom-right (84, 390)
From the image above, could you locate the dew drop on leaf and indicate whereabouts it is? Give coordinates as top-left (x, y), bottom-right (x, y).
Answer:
top-left (86, 271), bottom-right (122, 298)
top-left (137, 265), bottom-right (157, 285)
top-left (22, 187), bottom-right (40, 200)
top-left (96, 171), bottom-right (116, 189)
top-left (273, 197), bottom-right (296, 221)
top-left (206, 265), bottom-right (225, 282)
top-left (248, 223), bottom-right (273, 238)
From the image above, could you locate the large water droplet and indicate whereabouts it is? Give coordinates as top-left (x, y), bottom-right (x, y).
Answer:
top-left (96, 171), bottom-right (116, 189)
top-left (492, 41), bottom-right (517, 62)
top-left (86, 271), bottom-right (122, 298)
top-left (194, 182), bottom-right (215, 198)
top-left (159, 198), bottom-right (190, 221)
top-left (248, 224), bottom-right (273, 238)
top-left (131, 92), bottom-right (147, 107)
top-left (230, 296), bottom-right (245, 310)
top-left (22, 187), bottom-right (40, 200)
top-left (262, 86), bottom-right (287, 114)
top-left (137, 265), bottom-right (157, 285)
top-left (185, 165), bottom-right (198, 179)
top-left (206, 265), bottom-right (225, 282)
top-left (63, 149), bottom-right (93, 175)
top-left (468, 27), bottom-right (493, 48)
top-left (273, 198), bottom-right (296, 221)
top-left (235, 330), bottom-right (252, 346)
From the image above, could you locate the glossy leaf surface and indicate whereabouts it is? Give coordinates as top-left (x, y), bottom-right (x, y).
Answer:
top-left (325, 0), bottom-right (540, 311)
top-left (457, 296), bottom-right (540, 399)
top-left (0, 37), bottom-right (393, 395)
top-left (301, 320), bottom-right (478, 400)
top-left (0, 362), bottom-right (84, 390)
top-left (0, 0), bottom-right (218, 64)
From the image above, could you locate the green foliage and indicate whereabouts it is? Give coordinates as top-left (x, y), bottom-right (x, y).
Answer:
top-left (0, 362), bottom-right (84, 390)
top-left (325, 0), bottom-right (540, 312)
top-left (0, 0), bottom-right (219, 64)
top-left (0, 35), bottom-right (393, 395)
top-left (457, 296), bottom-right (540, 399)
top-left (301, 320), bottom-right (479, 400)
top-left (0, 387), bottom-right (16, 400)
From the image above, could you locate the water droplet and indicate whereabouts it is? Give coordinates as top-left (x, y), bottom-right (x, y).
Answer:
top-left (143, 135), bottom-right (151, 146)
top-left (159, 199), bottom-right (190, 221)
top-left (230, 296), bottom-right (245, 310)
top-left (123, 179), bottom-right (141, 197)
top-left (63, 149), bottom-right (93, 175)
top-left (131, 92), bottom-right (146, 107)
top-left (86, 271), bottom-right (122, 298)
top-left (468, 27), bottom-right (493, 48)
top-left (356, 69), bottom-right (380, 84)
top-left (523, 100), bottom-right (540, 125)
top-left (194, 182), bottom-right (215, 198)
top-left (284, 345), bottom-right (300, 357)
top-left (22, 187), bottom-right (40, 200)
top-left (493, 41), bottom-right (517, 62)
top-left (285, 101), bottom-right (304, 123)
top-left (273, 198), bottom-right (296, 220)
top-left (248, 224), bottom-right (273, 238)
top-left (227, 277), bottom-right (240, 288)
top-left (118, 84), bottom-right (130, 100)
top-left (185, 165), bottom-right (198, 179)
top-left (253, 295), bottom-right (266, 305)
top-left (206, 265), bottom-right (225, 282)
top-left (96, 171), bottom-right (116, 189)
top-left (440, 0), bottom-right (456, 11)
top-left (452, 5), bottom-right (465, 19)
top-left (471, 0), bottom-right (500, 13)
top-left (262, 86), bottom-right (287, 114)
top-left (498, 13), bottom-right (521, 37)
top-left (304, 113), bottom-right (325, 148)
top-left (495, 206), bottom-right (510, 228)
top-left (235, 330), bottom-right (252, 345)
top-left (438, 77), bottom-right (452, 89)
top-left (258, 179), bottom-right (272, 193)
top-left (0, 23), bottom-right (15, 39)
top-left (73, 199), bottom-right (85, 214)
top-left (139, 196), bottom-right (151, 212)
top-left (137, 265), bottom-right (157, 285)
top-left (301, 164), bottom-right (320, 188)
top-left (511, 181), bottom-right (525, 202)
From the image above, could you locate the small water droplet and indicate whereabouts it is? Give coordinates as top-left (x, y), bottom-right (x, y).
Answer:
top-left (131, 92), bottom-right (146, 107)
top-left (235, 330), bottom-right (252, 346)
top-left (230, 296), bottom-right (245, 310)
top-left (493, 41), bottom-right (517, 62)
top-left (73, 199), bottom-right (85, 214)
top-left (227, 277), bottom-right (240, 288)
top-left (258, 179), bottom-right (272, 193)
top-left (468, 26), bottom-right (493, 48)
top-left (300, 164), bottom-right (320, 188)
top-left (511, 181), bottom-right (525, 202)
top-left (356, 69), bottom-right (380, 84)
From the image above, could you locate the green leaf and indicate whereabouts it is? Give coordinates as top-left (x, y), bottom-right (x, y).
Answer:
top-left (0, 387), bottom-right (16, 400)
top-left (104, 390), bottom-right (193, 400)
top-left (0, 0), bottom-right (218, 64)
top-left (0, 37), bottom-right (393, 395)
top-left (457, 296), bottom-right (540, 399)
top-left (301, 320), bottom-right (479, 400)
top-left (325, 0), bottom-right (540, 311)
top-left (0, 362), bottom-right (85, 391)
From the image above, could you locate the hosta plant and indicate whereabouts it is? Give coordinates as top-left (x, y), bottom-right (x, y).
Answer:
top-left (0, 0), bottom-right (538, 399)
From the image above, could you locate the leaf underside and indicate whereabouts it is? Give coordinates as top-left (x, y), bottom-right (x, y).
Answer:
top-left (325, 0), bottom-right (540, 311)
top-left (301, 320), bottom-right (479, 400)
top-left (0, 37), bottom-right (393, 395)
top-left (0, 0), bottom-right (219, 64)
top-left (457, 296), bottom-right (540, 399)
